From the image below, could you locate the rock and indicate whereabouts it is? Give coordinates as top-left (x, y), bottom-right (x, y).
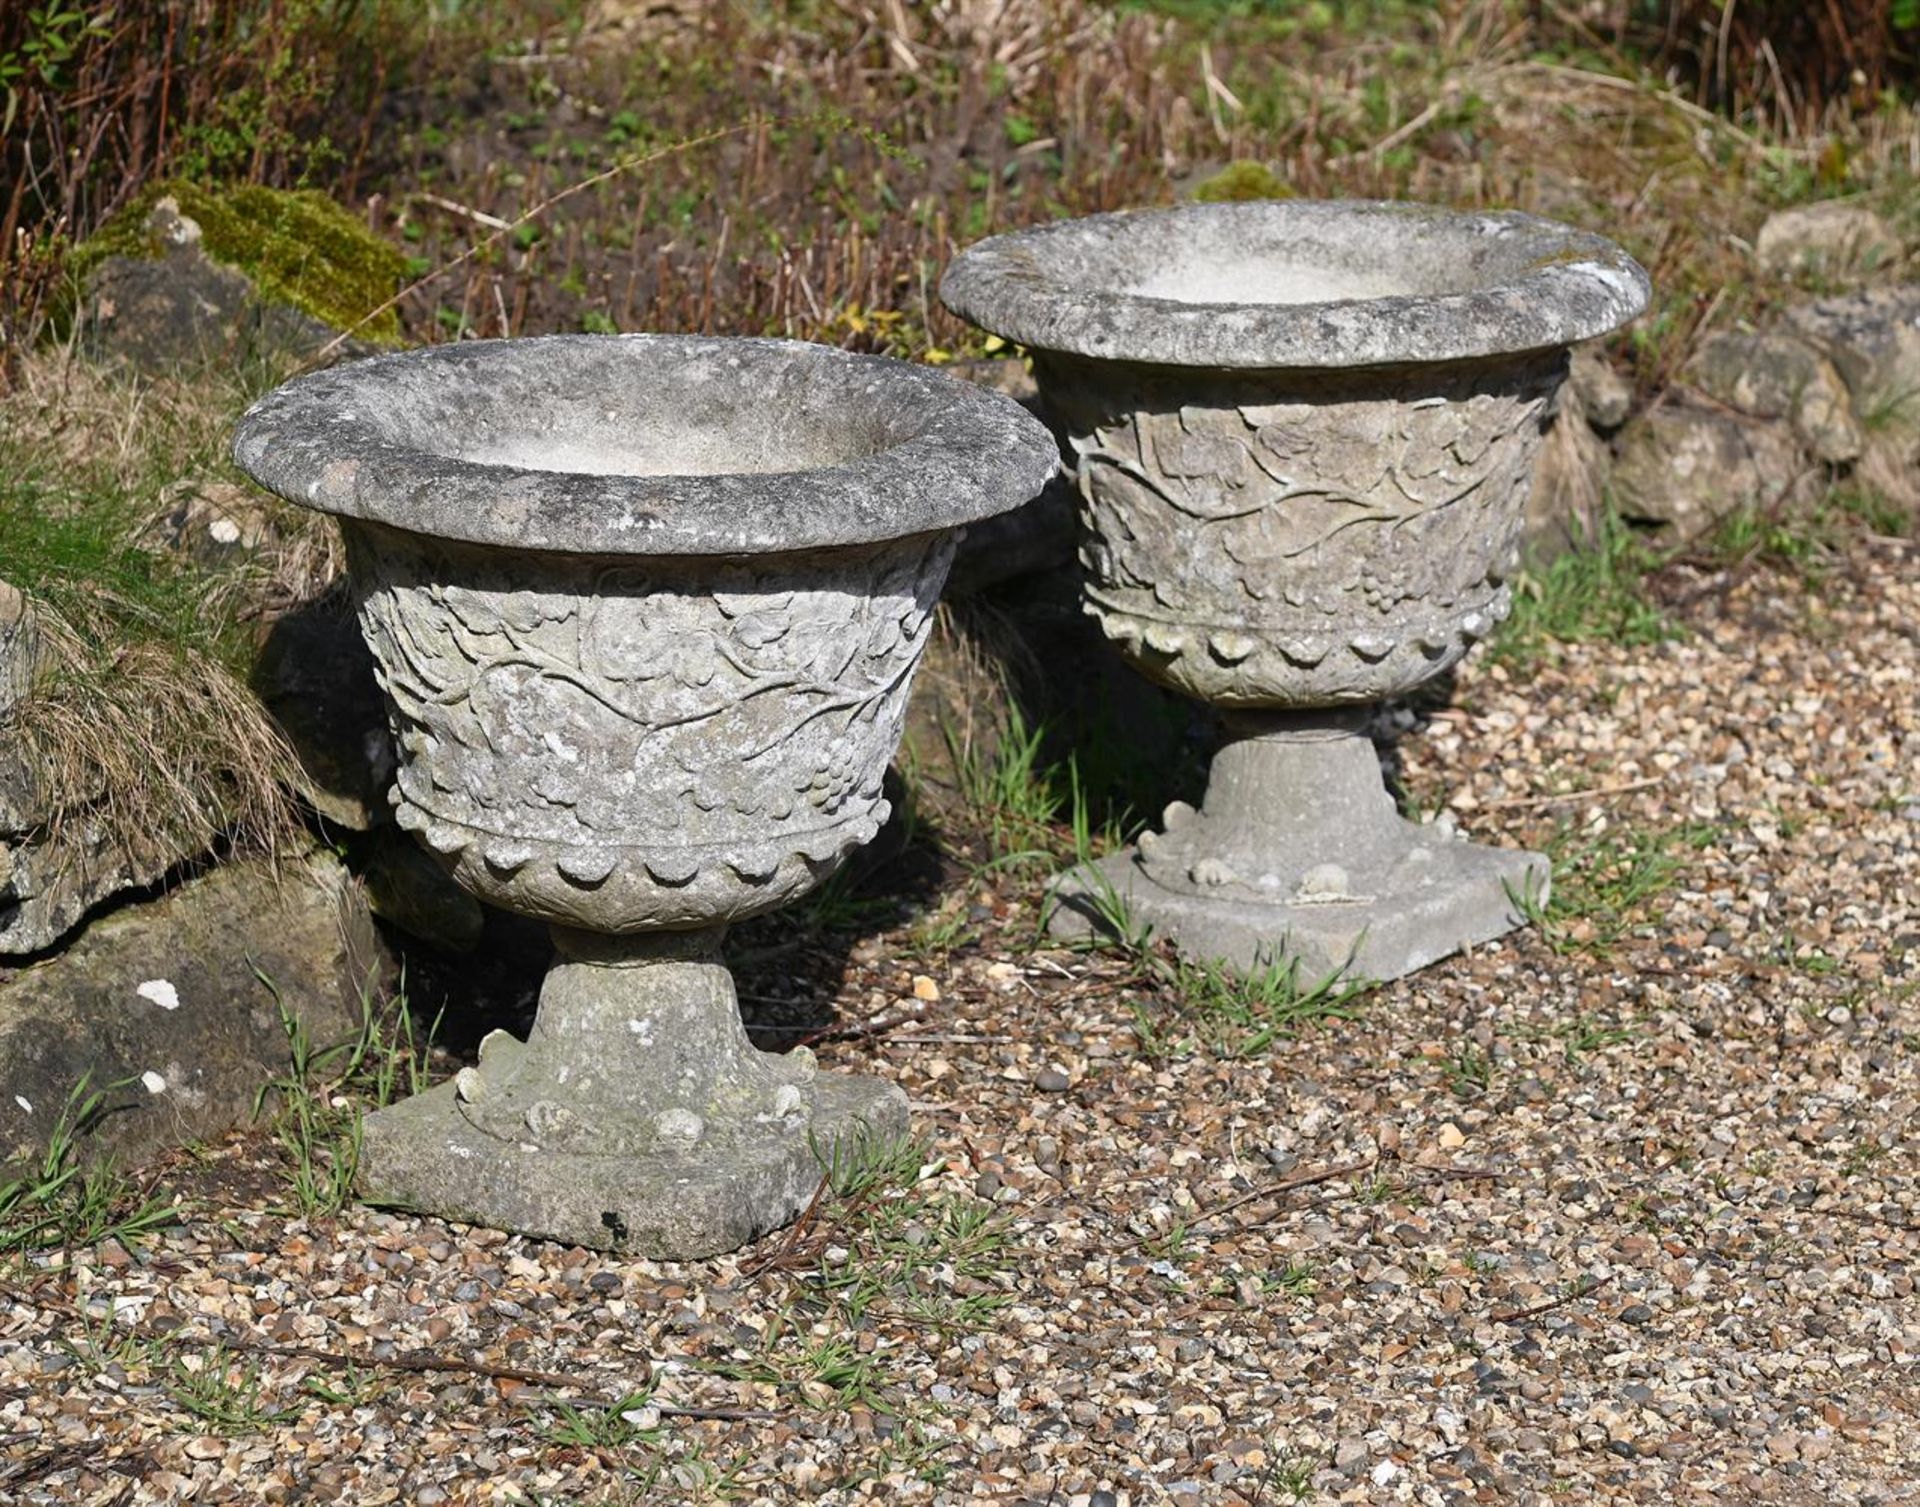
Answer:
top-left (948, 356), bottom-right (1038, 406)
top-left (1569, 345), bottom-right (1633, 430)
top-left (1855, 427), bottom-right (1920, 515)
top-left (74, 184), bottom-right (407, 373)
top-left (0, 580), bottom-right (39, 717)
top-left (1611, 397), bottom-right (1815, 541)
top-left (138, 477), bottom-right (285, 570)
top-left (1780, 286), bottom-right (1920, 512)
top-left (1756, 202), bottom-right (1902, 283)
top-left (0, 743), bottom-right (201, 958)
top-left (362, 828), bottom-right (485, 953)
top-left (250, 600), bottom-right (393, 832)
top-left (1034, 1067), bottom-right (1071, 1093)
top-left (1783, 284), bottom-right (1920, 421)
top-left (577, 0), bottom-right (708, 52)
top-left (946, 358), bottom-right (1076, 594)
top-left (1526, 360), bottom-right (1612, 560)
top-left (1682, 330), bottom-right (1862, 464)
top-left (0, 847), bottom-right (385, 1172)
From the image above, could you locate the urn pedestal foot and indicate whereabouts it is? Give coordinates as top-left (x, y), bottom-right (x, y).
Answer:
top-left (1047, 712), bottom-right (1548, 983)
top-left (359, 926), bottom-right (908, 1257)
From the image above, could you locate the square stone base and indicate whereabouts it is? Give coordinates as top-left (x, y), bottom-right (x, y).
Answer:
top-left (1048, 840), bottom-right (1547, 985)
top-left (359, 1072), bottom-right (908, 1258)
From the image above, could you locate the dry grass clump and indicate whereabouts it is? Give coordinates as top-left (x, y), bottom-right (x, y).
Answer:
top-left (8, 606), bottom-right (304, 877)
top-left (0, 349), bottom-right (318, 870)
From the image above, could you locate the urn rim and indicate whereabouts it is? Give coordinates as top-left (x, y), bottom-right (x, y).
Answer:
top-left (939, 200), bottom-right (1651, 369)
top-left (231, 334), bottom-right (1060, 556)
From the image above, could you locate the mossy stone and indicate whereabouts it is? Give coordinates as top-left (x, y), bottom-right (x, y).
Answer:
top-left (73, 181), bottom-right (407, 346)
top-left (1192, 161), bottom-right (1293, 203)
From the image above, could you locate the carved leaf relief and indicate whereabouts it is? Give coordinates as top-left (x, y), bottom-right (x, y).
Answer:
top-left (353, 533), bottom-right (951, 881)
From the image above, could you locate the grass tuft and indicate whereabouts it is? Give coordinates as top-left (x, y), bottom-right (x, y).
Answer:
top-left (0, 1071), bottom-right (177, 1264)
top-left (1526, 818), bottom-right (1720, 956)
top-left (1499, 510), bottom-right (1675, 665)
top-left (252, 968), bottom-right (436, 1221)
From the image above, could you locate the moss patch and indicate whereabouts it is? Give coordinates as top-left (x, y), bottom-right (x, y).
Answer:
top-left (1191, 160), bottom-right (1293, 202)
top-left (73, 182), bottom-right (408, 346)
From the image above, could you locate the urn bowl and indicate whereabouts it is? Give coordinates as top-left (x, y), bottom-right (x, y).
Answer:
top-left (942, 201), bottom-right (1651, 707)
top-left (234, 334), bottom-right (1058, 932)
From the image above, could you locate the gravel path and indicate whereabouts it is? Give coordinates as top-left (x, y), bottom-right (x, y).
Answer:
top-left (2, 535), bottom-right (1915, 1505)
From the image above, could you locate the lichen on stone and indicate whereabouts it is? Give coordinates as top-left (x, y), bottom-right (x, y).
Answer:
top-left (72, 181), bottom-right (409, 346)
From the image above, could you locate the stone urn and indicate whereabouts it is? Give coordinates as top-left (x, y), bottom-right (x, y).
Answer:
top-left (233, 334), bottom-right (1056, 1255)
top-left (942, 201), bottom-right (1649, 981)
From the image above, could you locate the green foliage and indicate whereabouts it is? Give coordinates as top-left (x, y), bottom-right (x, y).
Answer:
top-left (0, 1073), bottom-right (177, 1262)
top-left (1054, 851), bottom-right (1369, 1056)
top-left (1528, 819), bottom-right (1720, 956)
top-left (0, 369), bottom-right (258, 670)
top-left (1261, 1449), bottom-right (1319, 1503)
top-left (945, 702), bottom-right (1070, 872)
top-left (1837, 485), bottom-right (1915, 537)
top-left (0, 2), bottom-right (107, 135)
top-left (1706, 502), bottom-right (1836, 577)
top-left (165, 1347), bottom-right (298, 1435)
top-left (543, 1389), bottom-right (667, 1450)
top-left (1556, 1015), bottom-right (1638, 1064)
top-left (1156, 952), bottom-right (1368, 1058)
top-left (253, 969), bottom-right (436, 1220)
top-left (72, 180), bottom-right (409, 344)
top-left (1442, 1041), bottom-right (1494, 1101)
top-left (1499, 511), bottom-right (1675, 665)
top-left (713, 1132), bottom-right (1012, 1452)
top-left (0, 482), bottom-right (239, 671)
top-left (1705, 485), bottom-right (1916, 577)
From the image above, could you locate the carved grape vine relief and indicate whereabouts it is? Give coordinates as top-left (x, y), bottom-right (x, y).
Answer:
top-left (1036, 352), bottom-right (1566, 705)
top-left (345, 525), bottom-right (953, 928)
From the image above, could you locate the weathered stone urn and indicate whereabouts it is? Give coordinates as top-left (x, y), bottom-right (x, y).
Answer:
top-left (943, 201), bottom-right (1649, 981)
top-left (233, 335), bottom-right (1056, 1254)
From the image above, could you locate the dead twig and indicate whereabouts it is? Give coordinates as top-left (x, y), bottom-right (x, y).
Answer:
top-left (1399, 1160), bottom-right (1508, 1182)
top-left (211, 1335), bottom-right (637, 1394)
top-left (1110, 1157), bottom-right (1377, 1256)
top-left (1482, 776), bottom-right (1665, 810)
top-left (741, 1171), bottom-right (833, 1280)
top-left (1491, 1272), bottom-right (1615, 1324)
top-left (408, 191), bottom-right (512, 231)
